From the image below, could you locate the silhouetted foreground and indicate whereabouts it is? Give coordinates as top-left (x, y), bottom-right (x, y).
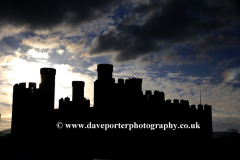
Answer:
top-left (4, 64), bottom-right (219, 159)
top-left (1, 133), bottom-right (240, 160)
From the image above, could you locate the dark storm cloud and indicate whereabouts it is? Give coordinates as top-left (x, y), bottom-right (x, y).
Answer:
top-left (0, 35), bottom-right (32, 56)
top-left (0, 36), bottom-right (21, 55)
top-left (89, 0), bottom-right (240, 64)
top-left (0, 0), bottom-right (120, 30)
top-left (193, 35), bottom-right (240, 52)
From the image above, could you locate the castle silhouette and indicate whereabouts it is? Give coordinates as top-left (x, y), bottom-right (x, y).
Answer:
top-left (11, 64), bottom-right (213, 158)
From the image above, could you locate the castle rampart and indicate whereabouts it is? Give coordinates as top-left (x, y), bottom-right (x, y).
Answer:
top-left (11, 64), bottom-right (213, 151)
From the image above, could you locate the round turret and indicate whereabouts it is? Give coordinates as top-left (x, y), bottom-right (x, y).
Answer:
top-left (97, 64), bottom-right (113, 80)
top-left (40, 68), bottom-right (56, 75)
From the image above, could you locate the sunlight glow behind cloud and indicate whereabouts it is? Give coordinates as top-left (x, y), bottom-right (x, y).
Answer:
top-left (27, 49), bottom-right (49, 59)
top-left (0, 55), bottom-right (95, 114)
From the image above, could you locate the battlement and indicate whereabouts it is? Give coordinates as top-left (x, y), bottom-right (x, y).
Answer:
top-left (190, 104), bottom-right (211, 111)
top-left (116, 78), bottom-right (142, 85)
top-left (19, 83), bottom-right (26, 88)
top-left (152, 90), bottom-right (164, 96)
top-left (13, 82), bottom-right (39, 90)
top-left (198, 104), bottom-right (203, 111)
top-left (145, 90), bottom-right (152, 96)
top-left (191, 104), bottom-right (196, 110)
top-left (65, 97), bottom-right (70, 102)
top-left (125, 77), bottom-right (142, 84)
top-left (166, 99), bottom-right (190, 106)
top-left (29, 82), bottom-right (36, 90)
top-left (154, 90), bottom-right (160, 95)
top-left (142, 90), bottom-right (165, 102)
top-left (13, 83), bottom-right (26, 89)
top-left (166, 99), bottom-right (171, 104)
top-left (11, 64), bottom-right (213, 152)
top-left (118, 78), bottom-right (124, 85)
top-left (180, 100), bottom-right (189, 106)
top-left (204, 104), bottom-right (212, 110)
top-left (173, 99), bottom-right (179, 104)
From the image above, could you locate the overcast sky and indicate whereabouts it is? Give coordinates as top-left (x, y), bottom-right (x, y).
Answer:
top-left (0, 0), bottom-right (240, 132)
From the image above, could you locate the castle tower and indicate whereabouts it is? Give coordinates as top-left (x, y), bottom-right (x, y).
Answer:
top-left (118, 78), bottom-right (124, 85)
top-left (11, 83), bottom-right (26, 137)
top-left (11, 82), bottom-right (39, 139)
top-left (29, 82), bottom-right (36, 90)
top-left (145, 90), bottom-right (152, 99)
top-left (37, 68), bottom-right (56, 135)
top-left (160, 91), bottom-right (165, 102)
top-left (39, 68), bottom-right (56, 110)
top-left (94, 64), bottom-right (114, 109)
top-left (97, 64), bottom-right (113, 80)
top-left (72, 81), bottom-right (85, 103)
top-left (125, 78), bottom-right (142, 97)
top-left (204, 104), bottom-right (213, 142)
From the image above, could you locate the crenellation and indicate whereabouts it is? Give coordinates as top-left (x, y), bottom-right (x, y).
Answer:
top-left (125, 78), bottom-right (129, 84)
top-left (11, 63), bottom-right (213, 151)
top-left (13, 83), bottom-right (19, 88)
top-left (118, 78), bottom-right (124, 85)
top-left (180, 99), bottom-right (185, 104)
top-left (65, 97), bottom-right (70, 102)
top-left (191, 104), bottom-right (196, 111)
top-left (198, 104), bottom-right (203, 111)
top-left (145, 90), bottom-right (152, 97)
top-left (160, 91), bottom-right (164, 98)
top-left (166, 99), bottom-right (171, 104)
top-left (19, 82), bottom-right (26, 88)
top-left (204, 104), bottom-right (210, 111)
top-left (154, 90), bottom-right (160, 96)
top-left (174, 99), bottom-right (179, 104)
top-left (29, 82), bottom-right (36, 90)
